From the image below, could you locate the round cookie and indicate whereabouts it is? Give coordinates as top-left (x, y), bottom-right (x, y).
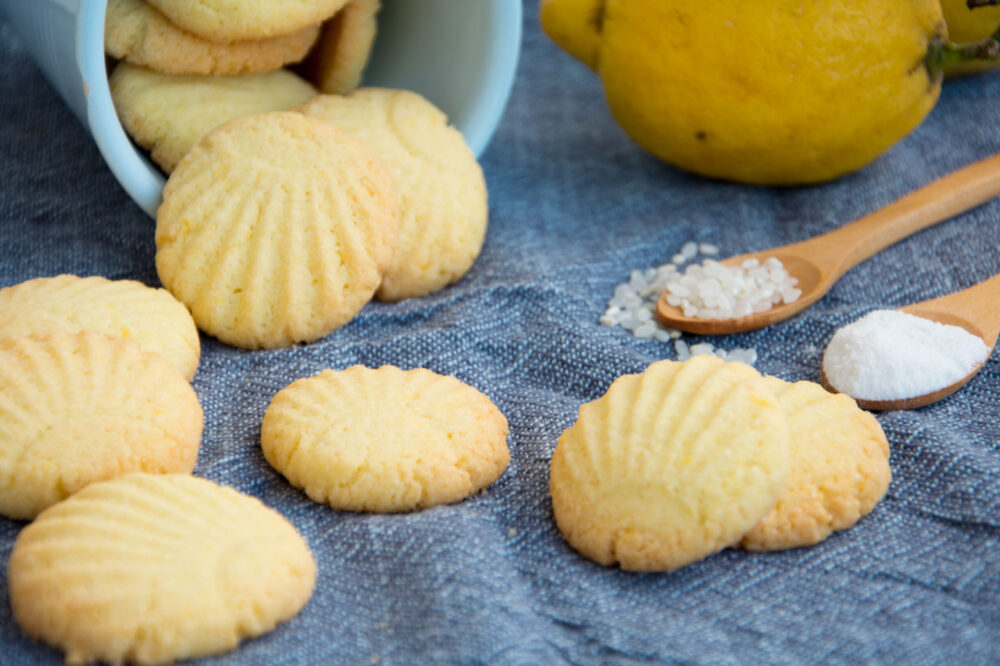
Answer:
top-left (0, 274), bottom-right (200, 381)
top-left (105, 0), bottom-right (321, 75)
top-left (155, 111), bottom-right (399, 349)
top-left (739, 377), bottom-right (891, 552)
top-left (0, 332), bottom-right (203, 520)
top-left (299, 89), bottom-right (488, 301)
top-left (111, 62), bottom-right (317, 174)
top-left (261, 365), bottom-right (510, 512)
top-left (145, 0), bottom-right (349, 42)
top-left (550, 355), bottom-right (790, 572)
top-left (302, 0), bottom-right (381, 94)
top-left (8, 473), bottom-right (316, 665)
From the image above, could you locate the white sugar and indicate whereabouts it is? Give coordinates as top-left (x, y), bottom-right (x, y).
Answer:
top-left (822, 309), bottom-right (991, 401)
top-left (663, 256), bottom-right (800, 321)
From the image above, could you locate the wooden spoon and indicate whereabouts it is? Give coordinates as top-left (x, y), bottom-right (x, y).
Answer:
top-left (820, 271), bottom-right (1000, 411)
top-left (657, 153), bottom-right (1000, 335)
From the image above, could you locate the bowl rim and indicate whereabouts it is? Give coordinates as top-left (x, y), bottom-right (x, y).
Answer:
top-left (80, 0), bottom-right (165, 218)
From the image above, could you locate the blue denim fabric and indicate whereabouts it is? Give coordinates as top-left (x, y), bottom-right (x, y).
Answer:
top-left (2, 3), bottom-right (999, 664)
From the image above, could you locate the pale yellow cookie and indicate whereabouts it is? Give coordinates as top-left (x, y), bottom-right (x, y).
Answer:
top-left (155, 111), bottom-right (399, 349)
top-left (105, 0), bottom-right (321, 75)
top-left (0, 332), bottom-right (203, 520)
top-left (550, 355), bottom-right (790, 572)
top-left (299, 89), bottom-right (488, 301)
top-left (111, 62), bottom-right (317, 173)
top-left (739, 377), bottom-right (891, 552)
top-left (8, 473), bottom-right (315, 665)
top-left (261, 365), bottom-right (510, 512)
top-left (146, 0), bottom-right (349, 42)
top-left (302, 0), bottom-right (380, 94)
top-left (0, 274), bottom-right (200, 381)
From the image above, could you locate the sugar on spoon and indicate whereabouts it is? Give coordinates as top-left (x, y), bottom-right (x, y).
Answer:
top-left (819, 271), bottom-right (1000, 411)
top-left (656, 152), bottom-right (1000, 335)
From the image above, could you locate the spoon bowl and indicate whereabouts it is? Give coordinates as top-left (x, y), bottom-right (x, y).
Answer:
top-left (657, 153), bottom-right (1000, 335)
top-left (657, 252), bottom-right (825, 335)
top-left (820, 360), bottom-right (985, 412)
top-left (820, 271), bottom-right (1000, 411)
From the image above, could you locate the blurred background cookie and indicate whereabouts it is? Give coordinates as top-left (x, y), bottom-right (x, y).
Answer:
top-left (740, 377), bottom-right (892, 552)
top-left (550, 355), bottom-right (791, 571)
top-left (8, 473), bottom-right (315, 664)
top-left (155, 112), bottom-right (399, 349)
top-left (111, 62), bottom-right (316, 173)
top-left (301, 0), bottom-right (381, 94)
top-left (0, 332), bottom-right (203, 520)
top-left (0, 274), bottom-right (200, 381)
top-left (300, 88), bottom-right (488, 301)
top-left (261, 365), bottom-right (510, 512)
top-left (145, 0), bottom-right (348, 42)
top-left (105, 0), bottom-right (321, 75)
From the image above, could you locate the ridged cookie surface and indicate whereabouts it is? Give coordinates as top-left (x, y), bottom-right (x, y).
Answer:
top-left (111, 62), bottom-right (317, 173)
top-left (261, 365), bottom-right (510, 512)
top-left (550, 355), bottom-right (790, 572)
top-left (7, 473), bottom-right (316, 665)
top-left (146, 0), bottom-right (348, 42)
top-left (0, 332), bottom-right (203, 520)
top-left (740, 377), bottom-right (891, 552)
top-left (302, 0), bottom-right (380, 94)
top-left (299, 88), bottom-right (488, 301)
top-left (0, 274), bottom-right (200, 380)
top-left (155, 112), bottom-right (399, 349)
top-left (105, 0), bottom-right (320, 75)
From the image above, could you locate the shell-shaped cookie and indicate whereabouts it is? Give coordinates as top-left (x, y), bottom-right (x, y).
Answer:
top-left (299, 88), bottom-right (488, 301)
top-left (550, 355), bottom-right (790, 572)
top-left (302, 0), bottom-right (381, 94)
top-left (146, 0), bottom-right (348, 42)
top-left (0, 332), bottom-right (203, 520)
top-left (8, 473), bottom-right (316, 665)
top-left (105, 0), bottom-right (321, 76)
top-left (261, 365), bottom-right (510, 512)
top-left (155, 112), bottom-right (399, 349)
top-left (740, 377), bottom-right (891, 552)
top-left (111, 62), bottom-right (317, 174)
top-left (0, 274), bottom-right (200, 380)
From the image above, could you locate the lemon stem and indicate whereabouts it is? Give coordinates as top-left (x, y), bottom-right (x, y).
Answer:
top-left (967, 0), bottom-right (999, 7)
top-left (926, 27), bottom-right (1000, 75)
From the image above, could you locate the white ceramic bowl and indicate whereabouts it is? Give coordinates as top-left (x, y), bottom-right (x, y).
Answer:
top-left (0, 0), bottom-right (521, 217)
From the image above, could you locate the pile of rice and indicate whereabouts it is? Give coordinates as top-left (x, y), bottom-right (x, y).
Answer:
top-left (663, 257), bottom-right (801, 320)
top-left (600, 241), bottom-right (760, 366)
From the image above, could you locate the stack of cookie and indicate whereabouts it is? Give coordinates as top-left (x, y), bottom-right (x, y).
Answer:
top-left (0, 275), bottom-right (204, 520)
top-left (0, 275), bottom-right (318, 663)
top-left (106, 0), bottom-right (383, 175)
top-left (106, 0), bottom-right (491, 350)
top-left (550, 355), bottom-right (892, 572)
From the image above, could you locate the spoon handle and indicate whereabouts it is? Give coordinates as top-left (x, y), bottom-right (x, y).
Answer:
top-left (901, 271), bottom-right (1000, 348)
top-left (801, 152), bottom-right (1000, 280)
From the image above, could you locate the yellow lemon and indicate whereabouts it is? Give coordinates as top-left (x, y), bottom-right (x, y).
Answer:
top-left (940, 0), bottom-right (1000, 76)
top-left (541, 0), bottom-right (947, 185)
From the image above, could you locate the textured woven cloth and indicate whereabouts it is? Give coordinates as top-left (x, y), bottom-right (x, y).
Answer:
top-left (2, 3), bottom-right (999, 664)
